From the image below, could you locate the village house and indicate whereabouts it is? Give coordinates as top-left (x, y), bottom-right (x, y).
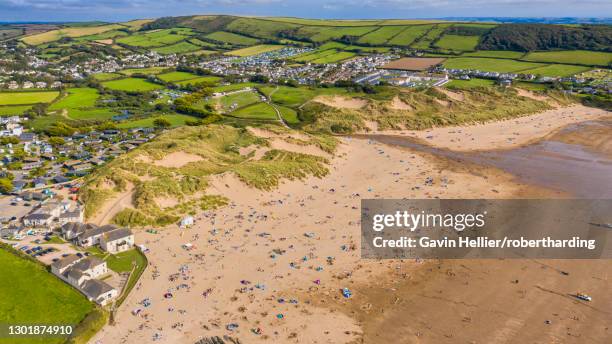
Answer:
top-left (58, 208), bottom-right (84, 225)
top-left (51, 255), bottom-right (117, 305)
top-left (100, 228), bottom-right (134, 253)
top-left (61, 222), bottom-right (96, 240)
top-left (22, 213), bottom-right (53, 227)
top-left (81, 279), bottom-right (118, 306)
top-left (76, 224), bottom-right (118, 247)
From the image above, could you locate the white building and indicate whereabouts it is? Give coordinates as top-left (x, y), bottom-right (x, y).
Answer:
top-left (100, 228), bottom-right (134, 253)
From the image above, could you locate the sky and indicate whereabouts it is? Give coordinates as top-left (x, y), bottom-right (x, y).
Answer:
top-left (0, 0), bottom-right (610, 22)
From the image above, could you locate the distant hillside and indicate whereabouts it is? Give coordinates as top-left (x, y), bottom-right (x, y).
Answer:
top-left (478, 24), bottom-right (612, 52)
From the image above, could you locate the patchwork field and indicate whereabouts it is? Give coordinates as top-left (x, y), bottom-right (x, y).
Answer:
top-left (211, 90), bottom-right (261, 112)
top-left (91, 72), bottom-right (123, 81)
top-left (0, 248), bottom-right (94, 344)
top-left (225, 44), bottom-right (284, 57)
top-left (119, 67), bottom-right (168, 76)
top-left (293, 49), bottom-right (355, 64)
top-left (386, 25), bottom-right (432, 46)
top-left (295, 26), bottom-right (378, 42)
top-left (411, 24), bottom-right (450, 49)
top-left (101, 78), bottom-right (164, 92)
top-left (522, 50), bottom-right (612, 66)
top-left (0, 91), bottom-right (59, 105)
top-left (357, 26), bottom-right (407, 45)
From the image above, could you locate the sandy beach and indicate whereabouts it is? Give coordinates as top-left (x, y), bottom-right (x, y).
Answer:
top-left (371, 104), bottom-right (610, 152)
top-left (90, 104), bottom-right (611, 344)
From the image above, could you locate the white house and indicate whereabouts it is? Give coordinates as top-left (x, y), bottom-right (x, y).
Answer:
top-left (82, 279), bottom-right (118, 306)
top-left (51, 255), bottom-right (82, 276)
top-left (99, 228), bottom-right (134, 253)
top-left (76, 225), bottom-right (118, 247)
top-left (58, 209), bottom-right (84, 225)
top-left (22, 213), bottom-right (53, 227)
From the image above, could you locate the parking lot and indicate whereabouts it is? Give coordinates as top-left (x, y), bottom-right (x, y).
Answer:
top-left (2, 234), bottom-right (82, 265)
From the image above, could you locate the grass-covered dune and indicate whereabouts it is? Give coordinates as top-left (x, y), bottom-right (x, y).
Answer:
top-left (301, 86), bottom-right (570, 133)
top-left (80, 125), bottom-right (336, 227)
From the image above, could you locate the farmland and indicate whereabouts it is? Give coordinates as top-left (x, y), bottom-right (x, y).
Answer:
top-left (210, 90), bottom-right (261, 112)
top-left (446, 78), bottom-right (496, 89)
top-left (520, 64), bottom-right (592, 77)
top-left (0, 248), bottom-right (94, 344)
top-left (522, 50), bottom-right (612, 66)
top-left (153, 41), bottom-right (201, 55)
top-left (48, 88), bottom-right (118, 120)
top-left (357, 26), bottom-right (407, 45)
top-left (443, 57), bottom-right (545, 73)
top-left (119, 67), bottom-right (168, 76)
top-left (175, 76), bottom-right (222, 86)
top-left (204, 31), bottom-right (259, 45)
top-left (21, 23), bottom-right (123, 45)
top-left (461, 50), bottom-right (525, 59)
top-left (116, 28), bottom-right (194, 47)
top-left (411, 24), bottom-right (450, 49)
top-left (387, 25), bottom-right (432, 46)
top-left (435, 35), bottom-right (480, 51)
top-left (157, 71), bottom-right (201, 82)
top-left (0, 91), bottom-right (59, 105)
top-left (101, 78), bottom-right (164, 92)
top-left (293, 49), bottom-right (355, 64)
top-left (226, 44), bottom-right (284, 57)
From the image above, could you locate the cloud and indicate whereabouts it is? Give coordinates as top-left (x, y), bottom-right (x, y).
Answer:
top-left (0, 0), bottom-right (609, 21)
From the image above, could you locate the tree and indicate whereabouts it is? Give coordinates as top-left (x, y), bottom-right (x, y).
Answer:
top-left (153, 118), bottom-right (172, 128)
top-left (0, 178), bottom-right (13, 194)
top-left (48, 137), bottom-right (65, 146)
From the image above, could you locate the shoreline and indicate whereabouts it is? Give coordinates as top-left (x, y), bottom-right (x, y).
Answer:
top-left (364, 104), bottom-right (610, 152)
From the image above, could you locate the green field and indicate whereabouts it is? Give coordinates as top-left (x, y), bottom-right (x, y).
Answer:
top-left (411, 24), bottom-right (449, 49)
top-left (50, 88), bottom-right (99, 109)
top-left (48, 88), bottom-right (118, 120)
top-left (0, 91), bottom-right (59, 105)
top-left (445, 78), bottom-right (496, 89)
top-left (520, 64), bottom-right (592, 77)
top-left (435, 35), bottom-right (480, 51)
top-left (0, 248), bottom-right (94, 344)
top-left (522, 50), bottom-right (612, 66)
top-left (213, 91), bottom-right (261, 112)
top-left (293, 48), bottom-right (355, 64)
top-left (153, 41), bottom-right (200, 54)
top-left (119, 67), bottom-right (168, 75)
top-left (116, 28), bottom-right (194, 47)
top-left (357, 26), bottom-right (407, 45)
top-left (461, 50), bottom-right (525, 59)
top-left (91, 72), bottom-right (123, 81)
top-left (21, 24), bottom-right (123, 45)
top-left (443, 57), bottom-right (545, 73)
top-left (226, 44), bottom-right (284, 57)
top-left (295, 26), bottom-right (378, 42)
top-left (0, 105), bottom-right (31, 116)
top-left (175, 76), bottom-right (222, 86)
top-left (311, 51), bottom-right (356, 64)
top-left (117, 114), bottom-right (200, 128)
top-left (277, 105), bottom-right (299, 124)
top-left (102, 78), bottom-right (164, 92)
top-left (225, 18), bottom-right (300, 40)
top-left (204, 31), bottom-right (259, 45)
top-left (157, 71), bottom-right (200, 82)
top-left (259, 85), bottom-right (353, 108)
top-left (387, 25), bottom-right (432, 46)
top-left (231, 102), bottom-right (278, 120)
